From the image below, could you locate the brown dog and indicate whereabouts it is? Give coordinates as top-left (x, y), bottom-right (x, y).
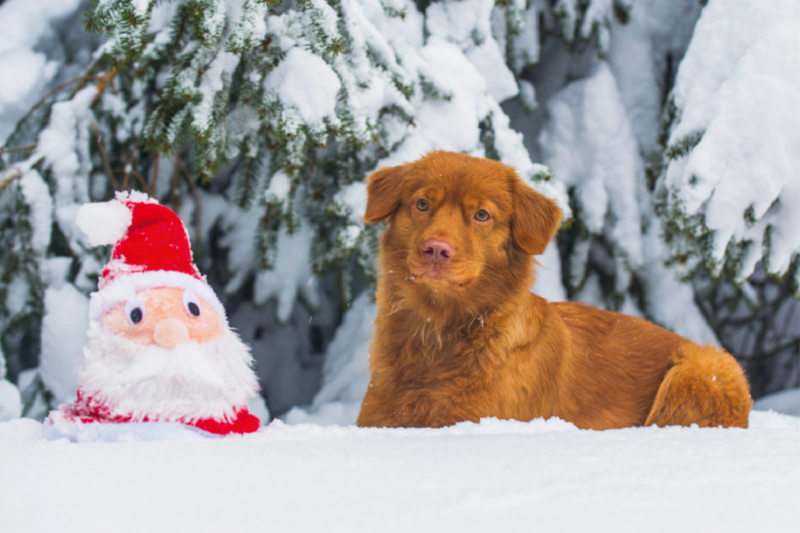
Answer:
top-left (355, 151), bottom-right (752, 430)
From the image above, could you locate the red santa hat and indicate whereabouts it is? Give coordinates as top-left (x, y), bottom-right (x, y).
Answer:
top-left (76, 191), bottom-right (226, 322)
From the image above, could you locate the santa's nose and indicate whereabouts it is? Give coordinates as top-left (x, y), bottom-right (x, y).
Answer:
top-left (153, 318), bottom-right (190, 349)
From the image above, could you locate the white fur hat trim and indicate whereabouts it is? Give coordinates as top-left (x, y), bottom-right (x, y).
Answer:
top-left (89, 270), bottom-right (227, 323)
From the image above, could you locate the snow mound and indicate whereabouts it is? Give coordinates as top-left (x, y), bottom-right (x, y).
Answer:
top-left (1, 411), bottom-right (798, 532)
top-left (0, 417), bottom-right (42, 443)
top-left (282, 291), bottom-right (376, 426)
top-left (283, 401), bottom-right (363, 427)
top-left (43, 412), bottom-right (212, 443)
top-left (540, 62), bottom-right (643, 271)
top-left (426, 0), bottom-right (518, 103)
top-left (0, 379), bottom-right (21, 422)
top-left (38, 277), bottom-right (89, 405)
top-left (252, 221), bottom-right (319, 323)
top-left (263, 47), bottom-right (341, 125)
top-left (0, 0), bottom-right (84, 143)
top-left (662, 0), bottom-right (800, 279)
top-left (753, 388), bottom-right (800, 417)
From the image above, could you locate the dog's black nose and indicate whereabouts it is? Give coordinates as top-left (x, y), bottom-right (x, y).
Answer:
top-left (422, 238), bottom-right (453, 264)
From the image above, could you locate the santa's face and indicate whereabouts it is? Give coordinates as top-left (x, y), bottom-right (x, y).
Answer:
top-left (78, 287), bottom-right (258, 422)
top-left (102, 287), bottom-right (223, 348)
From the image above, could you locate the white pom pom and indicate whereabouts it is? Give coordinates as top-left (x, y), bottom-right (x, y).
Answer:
top-left (76, 201), bottom-right (132, 246)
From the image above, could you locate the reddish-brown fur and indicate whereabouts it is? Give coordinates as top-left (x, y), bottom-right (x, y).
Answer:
top-left (356, 151), bottom-right (752, 430)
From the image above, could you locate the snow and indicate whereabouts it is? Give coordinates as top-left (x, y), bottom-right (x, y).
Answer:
top-left (754, 388), bottom-right (800, 417)
top-left (192, 51), bottom-right (239, 133)
top-left (554, 0), bottom-right (618, 47)
top-left (38, 276), bottom-right (89, 405)
top-left (663, 0), bottom-right (800, 278)
top-left (265, 171), bottom-right (291, 202)
top-left (44, 413), bottom-right (213, 443)
top-left (540, 62), bottom-right (644, 270)
top-left (253, 221), bottom-right (319, 323)
top-left (639, 226), bottom-right (718, 345)
top-left (0, 379), bottom-right (22, 422)
top-left (382, 38), bottom-right (486, 163)
top-left (246, 394), bottom-right (271, 424)
top-left (0, 0), bottom-right (83, 143)
top-left (0, 48), bottom-right (56, 131)
top-left (0, 411), bottom-right (797, 532)
top-left (18, 169), bottom-right (54, 254)
top-left (263, 47), bottom-right (341, 126)
top-left (130, 0), bottom-right (150, 18)
top-left (35, 85), bottom-right (97, 248)
top-left (502, 1), bottom-right (541, 75)
top-left (335, 181), bottom-right (368, 222)
top-left (426, 0), bottom-right (518, 103)
top-left (530, 241), bottom-right (567, 302)
top-left (226, 0), bottom-right (268, 52)
top-left (464, 37), bottom-right (518, 103)
top-left (3, 274), bottom-right (29, 316)
top-left (607, 0), bottom-right (702, 152)
top-left (518, 79), bottom-right (537, 112)
top-left (286, 291), bottom-right (376, 425)
top-left (200, 0), bottom-right (227, 43)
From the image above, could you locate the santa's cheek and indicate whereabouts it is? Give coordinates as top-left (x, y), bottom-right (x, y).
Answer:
top-left (186, 300), bottom-right (224, 343)
top-left (102, 311), bottom-right (157, 344)
top-left (188, 319), bottom-right (223, 343)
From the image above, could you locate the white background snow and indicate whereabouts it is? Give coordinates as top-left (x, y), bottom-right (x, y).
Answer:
top-left (1, 411), bottom-right (798, 532)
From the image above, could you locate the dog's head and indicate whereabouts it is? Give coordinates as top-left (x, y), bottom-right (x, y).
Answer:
top-left (364, 151), bottom-right (561, 310)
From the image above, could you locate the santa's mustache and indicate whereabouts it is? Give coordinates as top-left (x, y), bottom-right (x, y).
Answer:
top-left (77, 323), bottom-right (259, 422)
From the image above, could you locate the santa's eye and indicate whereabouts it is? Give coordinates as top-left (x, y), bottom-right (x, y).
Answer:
top-left (183, 290), bottom-right (201, 317)
top-left (416, 199), bottom-right (429, 211)
top-left (125, 299), bottom-right (146, 325)
top-left (475, 209), bottom-right (490, 221)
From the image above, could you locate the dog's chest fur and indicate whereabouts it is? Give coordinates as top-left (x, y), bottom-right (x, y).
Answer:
top-left (361, 298), bottom-right (558, 428)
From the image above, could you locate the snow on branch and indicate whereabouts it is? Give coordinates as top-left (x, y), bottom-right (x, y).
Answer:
top-left (654, 0), bottom-right (800, 288)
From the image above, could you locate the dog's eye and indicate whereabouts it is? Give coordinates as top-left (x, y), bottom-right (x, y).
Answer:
top-left (416, 199), bottom-right (429, 211)
top-left (474, 209), bottom-right (490, 222)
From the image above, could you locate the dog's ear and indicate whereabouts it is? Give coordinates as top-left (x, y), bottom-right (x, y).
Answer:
top-left (512, 180), bottom-right (562, 255)
top-left (363, 163), bottom-right (409, 223)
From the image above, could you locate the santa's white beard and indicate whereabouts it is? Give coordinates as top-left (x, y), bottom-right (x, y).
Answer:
top-left (78, 322), bottom-right (259, 422)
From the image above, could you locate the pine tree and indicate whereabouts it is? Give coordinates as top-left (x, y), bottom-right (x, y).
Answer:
top-left (521, 0), bottom-right (718, 347)
top-left (649, 0), bottom-right (800, 396)
top-left (0, 0), bottom-right (562, 416)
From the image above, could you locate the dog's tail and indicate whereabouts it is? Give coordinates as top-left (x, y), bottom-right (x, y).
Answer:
top-left (645, 343), bottom-right (752, 428)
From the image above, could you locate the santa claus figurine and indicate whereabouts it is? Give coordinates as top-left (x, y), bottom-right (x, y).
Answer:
top-left (46, 191), bottom-right (261, 436)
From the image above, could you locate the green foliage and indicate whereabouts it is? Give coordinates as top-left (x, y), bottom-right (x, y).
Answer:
top-left (663, 131), bottom-right (702, 161)
top-left (552, 0), bottom-right (632, 52)
top-left (650, 90), bottom-right (798, 295)
top-left (74, 0), bottom-right (438, 307)
top-left (0, 186), bottom-right (45, 383)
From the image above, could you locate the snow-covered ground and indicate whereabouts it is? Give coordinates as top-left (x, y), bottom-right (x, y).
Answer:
top-left (1, 410), bottom-right (797, 533)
